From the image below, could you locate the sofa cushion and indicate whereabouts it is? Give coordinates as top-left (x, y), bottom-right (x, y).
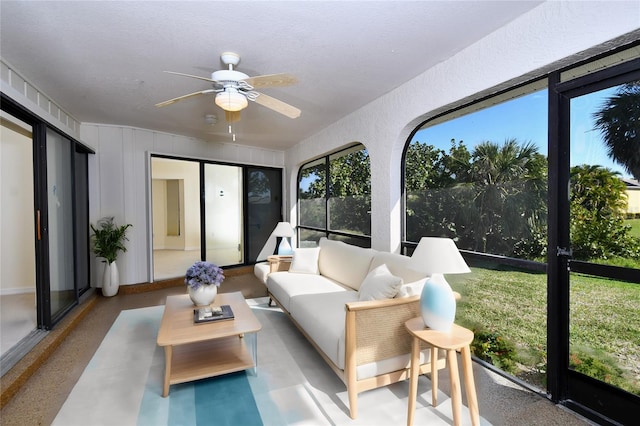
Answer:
top-left (358, 264), bottom-right (402, 301)
top-left (290, 291), bottom-right (432, 378)
top-left (318, 238), bottom-right (376, 290)
top-left (369, 252), bottom-right (428, 297)
top-left (266, 271), bottom-right (349, 312)
top-left (289, 291), bottom-right (359, 369)
top-left (289, 247), bottom-right (320, 274)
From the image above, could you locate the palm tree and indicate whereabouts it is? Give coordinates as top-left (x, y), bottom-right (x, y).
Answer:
top-left (593, 81), bottom-right (640, 180)
top-left (464, 139), bottom-right (547, 255)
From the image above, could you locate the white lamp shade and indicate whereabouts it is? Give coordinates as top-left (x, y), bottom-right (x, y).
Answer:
top-left (409, 237), bottom-right (471, 275)
top-left (215, 89), bottom-right (248, 112)
top-left (272, 222), bottom-right (295, 238)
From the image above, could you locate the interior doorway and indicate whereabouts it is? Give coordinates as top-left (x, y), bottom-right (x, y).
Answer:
top-left (0, 112), bottom-right (37, 358)
top-left (151, 158), bottom-right (202, 280)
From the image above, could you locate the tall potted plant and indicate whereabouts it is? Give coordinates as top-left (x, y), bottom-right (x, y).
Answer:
top-left (91, 216), bottom-right (132, 297)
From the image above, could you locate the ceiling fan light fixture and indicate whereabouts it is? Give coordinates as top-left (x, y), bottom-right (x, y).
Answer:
top-left (215, 89), bottom-right (248, 112)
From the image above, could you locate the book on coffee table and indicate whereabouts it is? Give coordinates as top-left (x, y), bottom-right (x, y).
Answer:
top-left (194, 305), bottom-right (234, 324)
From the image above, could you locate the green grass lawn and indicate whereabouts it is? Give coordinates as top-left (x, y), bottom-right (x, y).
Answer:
top-left (627, 218), bottom-right (640, 238)
top-left (448, 267), bottom-right (640, 395)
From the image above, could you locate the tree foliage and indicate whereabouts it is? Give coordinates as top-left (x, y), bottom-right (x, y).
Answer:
top-left (296, 137), bottom-right (639, 263)
top-left (466, 139), bottom-right (547, 255)
top-left (569, 165), bottom-right (640, 260)
top-left (406, 139), bottom-right (547, 258)
top-left (299, 147), bottom-right (371, 235)
top-left (593, 81), bottom-right (640, 180)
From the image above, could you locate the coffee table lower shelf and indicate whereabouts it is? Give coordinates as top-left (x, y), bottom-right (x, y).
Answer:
top-left (163, 335), bottom-right (255, 396)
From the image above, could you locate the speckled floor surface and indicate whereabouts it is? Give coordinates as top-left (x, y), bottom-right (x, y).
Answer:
top-left (0, 273), bottom-right (594, 426)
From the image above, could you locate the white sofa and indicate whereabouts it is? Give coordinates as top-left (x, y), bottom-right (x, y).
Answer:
top-left (259, 237), bottom-right (447, 419)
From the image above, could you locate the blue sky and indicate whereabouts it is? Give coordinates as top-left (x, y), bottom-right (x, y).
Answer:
top-left (411, 86), bottom-right (632, 179)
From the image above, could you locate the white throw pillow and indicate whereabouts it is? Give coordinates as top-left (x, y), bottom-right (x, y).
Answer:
top-left (396, 278), bottom-right (426, 297)
top-left (289, 247), bottom-right (320, 274)
top-left (358, 264), bottom-right (403, 301)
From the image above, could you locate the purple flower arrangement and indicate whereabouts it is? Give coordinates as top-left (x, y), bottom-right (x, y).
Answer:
top-left (185, 261), bottom-right (225, 290)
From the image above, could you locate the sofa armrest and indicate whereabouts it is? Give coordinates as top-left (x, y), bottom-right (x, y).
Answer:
top-left (344, 296), bottom-right (423, 366)
top-left (344, 293), bottom-right (461, 367)
top-left (267, 255), bottom-right (293, 273)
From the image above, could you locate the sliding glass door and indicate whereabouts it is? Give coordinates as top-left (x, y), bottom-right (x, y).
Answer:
top-left (45, 129), bottom-right (76, 322)
top-left (1, 94), bottom-right (92, 337)
top-left (204, 163), bottom-right (243, 266)
top-left (151, 155), bottom-right (283, 280)
top-left (246, 167), bottom-right (283, 261)
top-left (550, 59), bottom-right (640, 424)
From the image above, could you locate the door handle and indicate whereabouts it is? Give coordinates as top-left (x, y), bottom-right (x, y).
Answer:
top-left (556, 246), bottom-right (572, 258)
top-left (37, 210), bottom-right (41, 240)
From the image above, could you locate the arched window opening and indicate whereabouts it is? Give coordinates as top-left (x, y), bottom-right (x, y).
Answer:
top-left (298, 144), bottom-right (371, 247)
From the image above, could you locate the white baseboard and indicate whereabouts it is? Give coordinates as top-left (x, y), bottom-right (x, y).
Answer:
top-left (0, 288), bottom-right (36, 296)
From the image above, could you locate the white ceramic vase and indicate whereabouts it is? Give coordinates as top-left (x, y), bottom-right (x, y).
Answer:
top-left (188, 284), bottom-right (218, 306)
top-left (420, 273), bottom-right (456, 332)
top-left (101, 261), bottom-right (119, 297)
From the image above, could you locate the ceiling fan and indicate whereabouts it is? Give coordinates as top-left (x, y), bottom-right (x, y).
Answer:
top-left (155, 52), bottom-right (301, 120)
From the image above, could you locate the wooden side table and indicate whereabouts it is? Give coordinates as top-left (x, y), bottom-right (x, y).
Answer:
top-left (267, 254), bottom-right (293, 273)
top-left (405, 317), bottom-right (479, 426)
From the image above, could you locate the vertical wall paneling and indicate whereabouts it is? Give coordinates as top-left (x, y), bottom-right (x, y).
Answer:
top-left (97, 126), bottom-right (125, 218)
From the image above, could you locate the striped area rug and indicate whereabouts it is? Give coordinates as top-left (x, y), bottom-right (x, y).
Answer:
top-left (53, 298), bottom-right (488, 425)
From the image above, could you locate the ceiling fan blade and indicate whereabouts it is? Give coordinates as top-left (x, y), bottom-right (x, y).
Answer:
top-left (243, 73), bottom-right (297, 89)
top-left (155, 89), bottom-right (215, 107)
top-left (225, 110), bottom-right (241, 123)
top-left (163, 70), bottom-right (218, 83)
top-left (253, 92), bottom-right (301, 119)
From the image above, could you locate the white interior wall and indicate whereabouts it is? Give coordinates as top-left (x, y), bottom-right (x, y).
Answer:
top-left (150, 158), bottom-right (200, 250)
top-left (151, 179), bottom-right (168, 249)
top-left (0, 124), bottom-right (35, 294)
top-left (286, 1), bottom-right (640, 252)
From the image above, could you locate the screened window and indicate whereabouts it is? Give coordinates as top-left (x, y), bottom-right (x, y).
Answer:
top-left (405, 83), bottom-right (548, 260)
top-left (403, 82), bottom-right (550, 394)
top-left (298, 144), bottom-right (371, 247)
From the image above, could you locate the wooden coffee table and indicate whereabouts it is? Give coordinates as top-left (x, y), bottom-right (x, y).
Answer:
top-left (156, 291), bottom-right (262, 396)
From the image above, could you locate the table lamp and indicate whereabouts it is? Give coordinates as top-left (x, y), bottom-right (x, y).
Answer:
top-left (272, 222), bottom-right (295, 255)
top-left (409, 237), bottom-right (471, 332)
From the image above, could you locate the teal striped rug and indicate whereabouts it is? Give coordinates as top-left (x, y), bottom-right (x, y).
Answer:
top-left (53, 305), bottom-right (265, 426)
top-left (139, 371), bottom-right (262, 425)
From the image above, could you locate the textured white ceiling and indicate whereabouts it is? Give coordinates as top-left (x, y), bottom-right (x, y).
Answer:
top-left (0, 1), bottom-right (542, 150)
